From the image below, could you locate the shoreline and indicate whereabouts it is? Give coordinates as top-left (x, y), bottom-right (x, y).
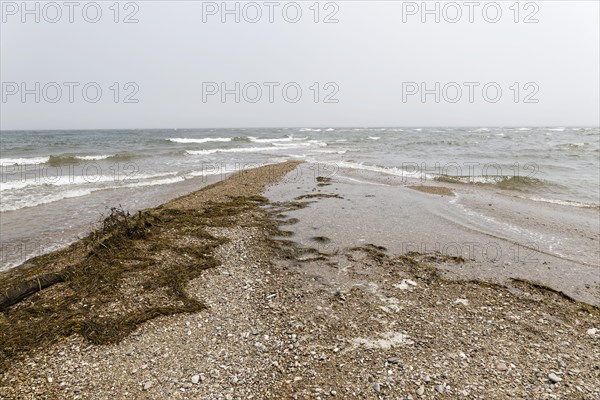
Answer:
top-left (1, 161), bottom-right (599, 399)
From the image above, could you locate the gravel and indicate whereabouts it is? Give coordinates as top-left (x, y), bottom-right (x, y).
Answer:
top-left (1, 162), bottom-right (599, 399)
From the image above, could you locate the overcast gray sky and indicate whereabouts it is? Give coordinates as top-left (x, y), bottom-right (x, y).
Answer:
top-left (1, 0), bottom-right (599, 129)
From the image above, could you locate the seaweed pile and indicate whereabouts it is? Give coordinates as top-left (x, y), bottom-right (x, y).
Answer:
top-left (0, 161), bottom-right (301, 371)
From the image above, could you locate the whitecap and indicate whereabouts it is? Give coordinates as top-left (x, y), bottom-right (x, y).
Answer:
top-left (0, 157), bottom-right (50, 166)
top-left (75, 155), bottom-right (115, 161)
top-left (167, 137), bottom-right (232, 144)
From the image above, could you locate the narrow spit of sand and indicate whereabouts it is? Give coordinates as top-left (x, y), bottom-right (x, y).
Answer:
top-left (1, 161), bottom-right (599, 399)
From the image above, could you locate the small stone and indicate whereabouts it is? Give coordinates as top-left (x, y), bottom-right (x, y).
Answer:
top-left (548, 373), bottom-right (562, 383)
top-left (373, 382), bottom-right (381, 393)
top-left (587, 328), bottom-right (597, 336)
top-left (454, 298), bottom-right (469, 306)
top-left (423, 375), bottom-right (431, 383)
top-left (436, 384), bottom-right (445, 393)
top-left (386, 357), bottom-right (401, 365)
top-left (143, 382), bottom-right (153, 390)
top-left (496, 362), bottom-right (508, 371)
top-left (47, 377), bottom-right (53, 383)
top-left (416, 385), bottom-right (425, 396)
top-left (191, 375), bottom-right (200, 384)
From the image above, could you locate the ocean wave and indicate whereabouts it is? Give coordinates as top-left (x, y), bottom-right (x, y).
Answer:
top-left (186, 145), bottom-right (300, 155)
top-left (0, 157), bottom-right (50, 166)
top-left (167, 137), bottom-right (232, 144)
top-left (299, 128), bottom-right (322, 132)
top-left (314, 150), bottom-right (347, 154)
top-left (336, 162), bottom-right (551, 190)
top-left (433, 175), bottom-right (546, 190)
top-left (0, 174), bottom-right (121, 192)
top-left (286, 154), bottom-right (307, 158)
top-left (0, 153), bottom-right (138, 168)
top-left (527, 197), bottom-right (599, 209)
top-left (248, 136), bottom-right (306, 143)
top-left (75, 155), bottom-right (115, 161)
top-left (185, 149), bottom-right (219, 155)
top-left (335, 161), bottom-right (429, 179)
top-left (185, 141), bottom-right (327, 156)
top-left (45, 153), bottom-right (136, 166)
top-left (121, 176), bottom-right (185, 188)
top-left (0, 172), bottom-right (187, 211)
top-left (272, 142), bottom-right (311, 148)
top-left (368, 137), bottom-right (381, 140)
top-left (0, 171), bottom-right (180, 192)
top-left (231, 136), bottom-right (252, 142)
top-left (549, 142), bottom-right (593, 150)
top-left (0, 189), bottom-right (93, 212)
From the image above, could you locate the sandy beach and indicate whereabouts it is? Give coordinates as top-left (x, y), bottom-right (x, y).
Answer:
top-left (1, 161), bottom-right (599, 399)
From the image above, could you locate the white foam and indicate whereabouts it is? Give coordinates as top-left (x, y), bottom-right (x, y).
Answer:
top-left (248, 136), bottom-right (307, 143)
top-left (75, 155), bottom-right (115, 160)
top-left (186, 142), bottom-right (327, 156)
top-left (0, 157), bottom-right (50, 166)
top-left (0, 189), bottom-right (93, 212)
top-left (186, 146), bottom-right (286, 155)
top-left (314, 150), bottom-right (347, 154)
top-left (168, 137), bottom-right (232, 144)
top-left (249, 137), bottom-right (292, 143)
top-left (528, 196), bottom-right (597, 208)
top-left (0, 171), bottom-right (180, 192)
top-left (272, 142), bottom-right (312, 148)
top-left (0, 172), bottom-right (187, 211)
top-left (121, 176), bottom-right (185, 188)
top-left (185, 149), bottom-right (219, 155)
top-left (334, 161), bottom-right (431, 180)
top-left (368, 136), bottom-right (381, 140)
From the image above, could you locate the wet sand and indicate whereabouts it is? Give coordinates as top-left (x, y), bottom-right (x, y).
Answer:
top-left (266, 163), bottom-right (600, 305)
top-left (1, 161), bottom-right (599, 399)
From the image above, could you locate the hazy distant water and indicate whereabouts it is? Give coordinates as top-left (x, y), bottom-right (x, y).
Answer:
top-left (1, 127), bottom-right (598, 269)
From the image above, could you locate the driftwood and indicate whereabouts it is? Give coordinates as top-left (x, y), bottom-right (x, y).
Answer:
top-left (0, 274), bottom-right (63, 312)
